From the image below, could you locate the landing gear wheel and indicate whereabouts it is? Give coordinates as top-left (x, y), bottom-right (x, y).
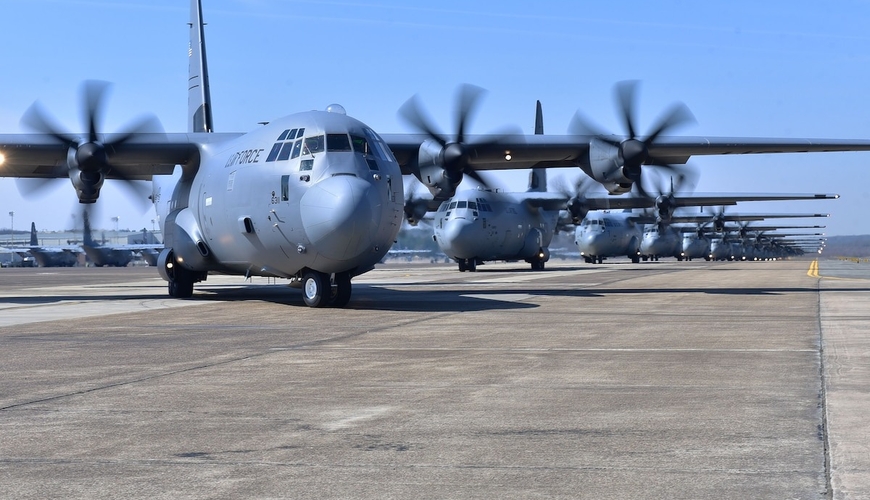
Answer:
top-left (301, 270), bottom-right (330, 308)
top-left (466, 259), bottom-right (477, 272)
top-left (531, 259), bottom-right (545, 271)
top-left (168, 266), bottom-right (195, 298)
top-left (329, 272), bottom-right (352, 308)
top-left (458, 260), bottom-right (467, 272)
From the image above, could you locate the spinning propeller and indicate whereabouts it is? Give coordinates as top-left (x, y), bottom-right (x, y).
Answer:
top-left (569, 80), bottom-right (696, 197)
top-left (398, 84), bottom-right (519, 199)
top-left (18, 80), bottom-right (162, 206)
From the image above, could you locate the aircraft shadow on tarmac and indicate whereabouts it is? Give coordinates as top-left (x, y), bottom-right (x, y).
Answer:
top-left (4, 284), bottom-right (869, 313)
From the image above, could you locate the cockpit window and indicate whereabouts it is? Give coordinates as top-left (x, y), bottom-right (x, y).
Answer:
top-left (457, 201), bottom-right (467, 209)
top-left (468, 201), bottom-right (477, 210)
top-left (326, 134), bottom-right (352, 152)
top-left (290, 139), bottom-right (302, 159)
top-left (351, 135), bottom-right (369, 155)
top-left (448, 201), bottom-right (457, 210)
top-left (302, 135), bottom-right (325, 155)
top-left (295, 128), bottom-right (305, 139)
top-left (363, 128), bottom-right (393, 162)
top-left (277, 129), bottom-right (291, 141)
top-left (438, 202), bottom-right (448, 212)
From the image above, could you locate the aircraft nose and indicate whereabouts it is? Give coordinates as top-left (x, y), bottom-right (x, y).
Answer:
top-left (440, 218), bottom-right (479, 258)
top-left (300, 175), bottom-right (376, 261)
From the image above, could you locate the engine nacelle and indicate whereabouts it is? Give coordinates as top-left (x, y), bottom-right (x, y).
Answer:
top-left (415, 139), bottom-right (462, 200)
top-left (69, 166), bottom-right (104, 204)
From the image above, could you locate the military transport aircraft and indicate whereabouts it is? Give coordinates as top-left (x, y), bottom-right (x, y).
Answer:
top-left (79, 208), bottom-right (162, 267)
top-left (3, 0), bottom-right (870, 306)
top-left (575, 197), bottom-right (835, 264)
top-left (7, 222), bottom-right (81, 267)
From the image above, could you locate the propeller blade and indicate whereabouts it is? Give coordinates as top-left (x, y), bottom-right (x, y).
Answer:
top-left (644, 102), bottom-right (695, 145)
top-left (82, 80), bottom-right (110, 143)
top-left (20, 101), bottom-right (75, 145)
top-left (398, 94), bottom-right (447, 147)
top-left (614, 80), bottom-right (639, 139)
top-left (455, 84), bottom-right (486, 143)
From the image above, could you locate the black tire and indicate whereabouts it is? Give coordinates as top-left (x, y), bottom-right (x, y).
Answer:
top-left (467, 259), bottom-right (477, 272)
top-left (168, 267), bottom-right (194, 298)
top-left (329, 272), bottom-right (352, 308)
top-left (301, 270), bottom-right (330, 308)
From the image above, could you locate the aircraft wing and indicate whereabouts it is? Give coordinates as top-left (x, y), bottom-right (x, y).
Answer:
top-left (381, 133), bottom-right (870, 175)
top-left (668, 193), bottom-right (838, 208)
top-left (667, 214), bottom-right (828, 224)
top-left (0, 133), bottom-right (240, 180)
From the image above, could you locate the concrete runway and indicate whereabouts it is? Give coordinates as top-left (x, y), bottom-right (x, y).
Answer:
top-left (1, 259), bottom-right (868, 499)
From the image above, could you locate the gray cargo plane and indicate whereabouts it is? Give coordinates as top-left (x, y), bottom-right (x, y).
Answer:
top-left (575, 197), bottom-right (836, 264)
top-left (7, 222), bottom-right (81, 267)
top-left (3, 0), bottom-right (870, 306)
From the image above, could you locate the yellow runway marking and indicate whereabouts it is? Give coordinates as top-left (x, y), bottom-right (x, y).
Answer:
top-left (807, 259), bottom-right (819, 277)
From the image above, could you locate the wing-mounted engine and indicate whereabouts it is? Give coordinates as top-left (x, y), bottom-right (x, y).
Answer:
top-left (569, 80), bottom-right (696, 197)
top-left (398, 84), bottom-right (518, 202)
top-left (19, 80), bottom-right (163, 204)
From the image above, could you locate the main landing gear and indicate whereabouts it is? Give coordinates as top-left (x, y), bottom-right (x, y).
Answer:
top-left (457, 258), bottom-right (477, 272)
top-left (301, 270), bottom-right (352, 308)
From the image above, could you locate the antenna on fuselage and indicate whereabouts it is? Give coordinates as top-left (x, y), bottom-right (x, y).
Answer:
top-left (188, 0), bottom-right (213, 133)
top-left (527, 100), bottom-right (547, 192)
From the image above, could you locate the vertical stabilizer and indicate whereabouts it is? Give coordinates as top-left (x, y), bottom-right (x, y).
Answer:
top-left (188, 0), bottom-right (213, 133)
top-left (527, 100), bottom-right (547, 192)
top-left (29, 222), bottom-right (37, 246)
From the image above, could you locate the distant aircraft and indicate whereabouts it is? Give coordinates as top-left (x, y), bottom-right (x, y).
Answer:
top-left (7, 222), bottom-right (81, 267)
top-left (79, 208), bottom-right (161, 267)
top-left (576, 202), bottom-right (835, 264)
top-left (3, 0), bottom-right (869, 305)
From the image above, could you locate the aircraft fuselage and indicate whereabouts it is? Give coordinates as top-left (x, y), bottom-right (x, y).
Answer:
top-left (154, 110), bottom-right (404, 288)
top-left (431, 189), bottom-right (558, 270)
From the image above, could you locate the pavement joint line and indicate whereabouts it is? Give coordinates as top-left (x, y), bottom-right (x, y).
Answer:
top-left (271, 346), bottom-right (818, 353)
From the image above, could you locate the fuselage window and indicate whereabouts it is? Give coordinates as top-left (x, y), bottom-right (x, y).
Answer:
top-left (366, 158), bottom-right (379, 171)
top-left (303, 135), bottom-right (325, 155)
top-left (326, 133), bottom-right (352, 152)
top-left (281, 175), bottom-right (290, 201)
top-left (300, 159), bottom-right (314, 171)
top-left (290, 140), bottom-right (303, 159)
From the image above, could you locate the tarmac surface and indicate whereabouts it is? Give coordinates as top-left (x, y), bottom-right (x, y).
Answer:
top-left (0, 258), bottom-right (868, 499)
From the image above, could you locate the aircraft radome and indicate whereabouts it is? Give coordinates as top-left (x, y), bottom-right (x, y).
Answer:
top-left (2, 0), bottom-right (870, 306)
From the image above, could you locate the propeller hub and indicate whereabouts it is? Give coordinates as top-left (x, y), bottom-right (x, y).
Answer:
top-left (620, 138), bottom-right (649, 168)
top-left (442, 142), bottom-right (467, 171)
top-left (75, 141), bottom-right (108, 172)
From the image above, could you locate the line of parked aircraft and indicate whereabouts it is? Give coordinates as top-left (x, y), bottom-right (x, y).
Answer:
top-left (1, 209), bottom-right (161, 267)
top-left (0, 0), bottom-right (843, 305)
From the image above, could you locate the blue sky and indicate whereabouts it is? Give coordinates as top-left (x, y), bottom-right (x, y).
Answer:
top-left (1, 0), bottom-right (869, 236)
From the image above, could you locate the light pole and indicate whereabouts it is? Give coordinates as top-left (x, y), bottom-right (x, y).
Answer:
top-left (111, 216), bottom-right (120, 244)
top-left (8, 211), bottom-right (13, 245)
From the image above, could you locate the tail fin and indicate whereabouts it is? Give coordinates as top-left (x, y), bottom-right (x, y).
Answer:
top-left (527, 100), bottom-right (547, 192)
top-left (188, 0), bottom-right (213, 133)
top-left (29, 222), bottom-right (37, 246)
